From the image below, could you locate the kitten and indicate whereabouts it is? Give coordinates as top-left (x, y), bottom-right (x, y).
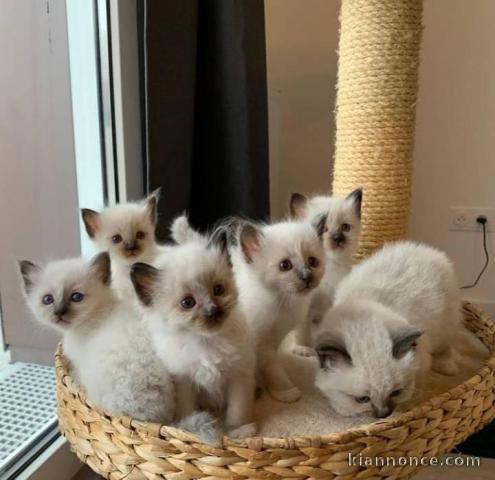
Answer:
top-left (19, 253), bottom-right (219, 442)
top-left (313, 241), bottom-right (464, 418)
top-left (230, 218), bottom-right (326, 403)
top-left (131, 229), bottom-right (257, 438)
top-left (290, 189), bottom-right (362, 356)
top-left (81, 189), bottom-right (161, 300)
top-left (19, 252), bottom-right (174, 422)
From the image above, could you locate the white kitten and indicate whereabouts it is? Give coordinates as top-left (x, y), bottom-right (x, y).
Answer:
top-left (131, 230), bottom-right (257, 438)
top-left (81, 189), bottom-right (161, 300)
top-left (313, 241), bottom-right (464, 418)
top-left (290, 189), bottom-right (362, 356)
top-left (230, 218), bottom-right (326, 403)
top-left (19, 252), bottom-right (174, 423)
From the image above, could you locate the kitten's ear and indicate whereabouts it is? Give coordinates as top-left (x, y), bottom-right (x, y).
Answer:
top-left (145, 188), bottom-right (161, 225)
top-left (239, 224), bottom-right (263, 264)
top-left (312, 213), bottom-right (328, 239)
top-left (81, 209), bottom-right (100, 238)
top-left (391, 327), bottom-right (423, 359)
top-left (130, 262), bottom-right (160, 306)
top-left (290, 193), bottom-right (308, 219)
top-left (18, 260), bottom-right (41, 293)
top-left (90, 252), bottom-right (111, 285)
top-left (316, 341), bottom-right (352, 370)
top-left (207, 226), bottom-right (230, 261)
top-left (346, 188), bottom-right (363, 219)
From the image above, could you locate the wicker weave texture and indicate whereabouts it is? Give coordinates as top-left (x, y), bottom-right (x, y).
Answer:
top-left (56, 303), bottom-right (495, 480)
top-left (332, 0), bottom-right (423, 257)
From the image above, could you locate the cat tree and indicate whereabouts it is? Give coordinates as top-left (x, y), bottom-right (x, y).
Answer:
top-left (56, 0), bottom-right (495, 478)
top-left (332, 0), bottom-right (422, 257)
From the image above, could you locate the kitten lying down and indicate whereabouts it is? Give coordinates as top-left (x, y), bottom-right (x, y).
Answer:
top-left (313, 241), bottom-right (488, 418)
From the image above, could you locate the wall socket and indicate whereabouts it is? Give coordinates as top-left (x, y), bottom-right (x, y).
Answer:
top-left (449, 207), bottom-right (495, 232)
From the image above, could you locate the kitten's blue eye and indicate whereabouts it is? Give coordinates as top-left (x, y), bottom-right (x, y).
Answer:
top-left (42, 294), bottom-right (54, 305)
top-left (355, 395), bottom-right (370, 404)
top-left (341, 223), bottom-right (351, 232)
top-left (391, 389), bottom-right (402, 397)
top-left (180, 296), bottom-right (196, 309)
top-left (279, 259), bottom-right (293, 272)
top-left (70, 292), bottom-right (84, 302)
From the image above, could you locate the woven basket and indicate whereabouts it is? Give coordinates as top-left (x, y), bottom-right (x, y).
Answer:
top-left (56, 302), bottom-right (495, 479)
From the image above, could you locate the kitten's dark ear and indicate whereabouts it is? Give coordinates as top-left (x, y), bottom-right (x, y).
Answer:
top-left (290, 193), bottom-right (308, 219)
top-left (312, 213), bottom-right (328, 239)
top-left (90, 252), bottom-right (111, 285)
top-left (81, 209), bottom-right (100, 238)
top-left (239, 224), bottom-right (263, 264)
top-left (316, 341), bottom-right (352, 370)
top-left (130, 262), bottom-right (160, 306)
top-left (18, 260), bottom-right (41, 293)
top-left (391, 328), bottom-right (423, 359)
top-left (145, 188), bottom-right (161, 225)
top-left (207, 226), bottom-right (230, 261)
top-left (346, 188), bottom-right (363, 219)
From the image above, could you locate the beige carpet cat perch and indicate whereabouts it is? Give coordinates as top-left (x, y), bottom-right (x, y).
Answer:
top-left (56, 0), bottom-right (495, 478)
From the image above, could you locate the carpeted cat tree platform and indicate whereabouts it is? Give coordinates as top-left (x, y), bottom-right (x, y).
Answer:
top-left (55, 0), bottom-right (495, 478)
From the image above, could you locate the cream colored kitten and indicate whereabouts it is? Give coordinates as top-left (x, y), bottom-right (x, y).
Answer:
top-left (314, 241), bottom-right (465, 418)
top-left (230, 218), bottom-right (326, 403)
top-left (290, 189), bottom-right (362, 356)
top-left (131, 230), bottom-right (257, 438)
top-left (19, 252), bottom-right (175, 423)
top-left (81, 189), bottom-right (161, 300)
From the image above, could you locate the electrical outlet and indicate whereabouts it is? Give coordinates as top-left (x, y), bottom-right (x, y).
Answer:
top-left (449, 207), bottom-right (495, 232)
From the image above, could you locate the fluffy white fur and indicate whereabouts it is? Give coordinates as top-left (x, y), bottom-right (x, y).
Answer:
top-left (19, 253), bottom-right (174, 423)
top-left (131, 238), bottom-right (257, 438)
top-left (230, 219), bottom-right (326, 403)
top-left (313, 241), bottom-right (464, 418)
top-left (81, 190), bottom-right (163, 301)
top-left (170, 214), bottom-right (204, 244)
top-left (290, 189), bottom-right (362, 356)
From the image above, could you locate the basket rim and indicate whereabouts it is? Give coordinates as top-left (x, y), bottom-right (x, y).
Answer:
top-left (56, 301), bottom-right (495, 450)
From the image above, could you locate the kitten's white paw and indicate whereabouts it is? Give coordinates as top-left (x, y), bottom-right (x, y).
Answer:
top-left (292, 345), bottom-right (317, 357)
top-left (269, 386), bottom-right (302, 403)
top-left (227, 422), bottom-right (257, 439)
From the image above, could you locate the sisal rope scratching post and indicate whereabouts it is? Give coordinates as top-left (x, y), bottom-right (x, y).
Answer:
top-left (332, 0), bottom-right (423, 257)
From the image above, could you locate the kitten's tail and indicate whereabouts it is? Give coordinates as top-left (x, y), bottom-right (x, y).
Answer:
top-left (170, 215), bottom-right (203, 244)
top-left (175, 411), bottom-right (222, 445)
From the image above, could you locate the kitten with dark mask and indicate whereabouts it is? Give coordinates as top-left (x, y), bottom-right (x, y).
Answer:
top-left (313, 242), bottom-right (469, 418)
top-left (19, 252), bottom-right (219, 442)
top-left (19, 252), bottom-right (175, 422)
top-left (81, 189), bottom-right (163, 300)
top-left (131, 229), bottom-right (257, 438)
top-left (230, 219), bottom-right (326, 403)
top-left (290, 188), bottom-right (362, 356)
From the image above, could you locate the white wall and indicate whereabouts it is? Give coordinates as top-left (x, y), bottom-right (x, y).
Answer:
top-left (410, 0), bottom-right (495, 311)
top-left (265, 0), bottom-right (339, 218)
top-left (0, 0), bottom-right (80, 364)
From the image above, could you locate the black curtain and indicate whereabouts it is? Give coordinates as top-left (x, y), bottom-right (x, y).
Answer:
top-left (138, 0), bottom-right (269, 240)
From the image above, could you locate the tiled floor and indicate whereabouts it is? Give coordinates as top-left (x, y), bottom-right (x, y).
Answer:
top-left (73, 456), bottom-right (495, 479)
